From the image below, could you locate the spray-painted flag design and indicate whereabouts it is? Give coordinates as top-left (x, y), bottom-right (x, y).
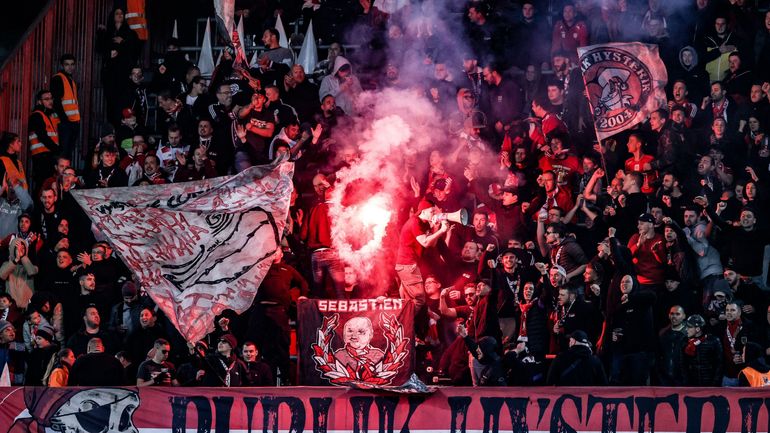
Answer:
top-left (298, 298), bottom-right (415, 388)
top-left (71, 162), bottom-right (294, 343)
top-left (578, 42), bottom-right (668, 140)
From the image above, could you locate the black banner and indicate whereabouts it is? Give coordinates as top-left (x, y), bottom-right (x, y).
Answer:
top-left (298, 298), bottom-right (415, 387)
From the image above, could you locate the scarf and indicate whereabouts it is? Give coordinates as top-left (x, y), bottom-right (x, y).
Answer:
top-left (685, 335), bottom-right (706, 356)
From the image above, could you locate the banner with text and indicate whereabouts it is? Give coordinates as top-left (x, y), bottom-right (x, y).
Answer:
top-left (71, 162), bottom-right (293, 343)
top-left (2, 387), bottom-right (769, 433)
top-left (578, 42), bottom-right (668, 140)
top-left (297, 298), bottom-right (415, 387)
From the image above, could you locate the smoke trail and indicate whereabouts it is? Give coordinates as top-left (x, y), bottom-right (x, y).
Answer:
top-left (326, 89), bottom-right (445, 290)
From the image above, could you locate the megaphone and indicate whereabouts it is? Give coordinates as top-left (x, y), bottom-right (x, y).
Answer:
top-left (433, 209), bottom-right (469, 226)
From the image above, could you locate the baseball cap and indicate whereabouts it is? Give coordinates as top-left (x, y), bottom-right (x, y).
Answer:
top-left (568, 330), bottom-right (590, 345)
top-left (638, 213), bottom-right (655, 224)
top-left (685, 315), bottom-right (706, 328)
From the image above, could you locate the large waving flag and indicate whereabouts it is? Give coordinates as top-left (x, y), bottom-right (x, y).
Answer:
top-left (71, 162), bottom-right (294, 343)
top-left (577, 42), bottom-right (668, 140)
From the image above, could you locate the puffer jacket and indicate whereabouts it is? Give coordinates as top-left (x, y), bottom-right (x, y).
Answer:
top-left (520, 298), bottom-right (549, 359)
top-left (683, 334), bottom-right (723, 386)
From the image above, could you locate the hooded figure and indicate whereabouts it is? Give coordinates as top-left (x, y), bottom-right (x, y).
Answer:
top-left (668, 46), bottom-right (709, 103)
top-left (463, 335), bottom-right (507, 386)
top-left (319, 56), bottom-right (363, 116)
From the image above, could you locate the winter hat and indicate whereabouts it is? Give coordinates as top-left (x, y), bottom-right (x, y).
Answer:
top-left (36, 324), bottom-right (55, 343)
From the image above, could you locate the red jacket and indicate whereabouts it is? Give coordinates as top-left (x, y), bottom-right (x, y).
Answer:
top-left (628, 232), bottom-right (667, 285)
top-left (301, 201), bottom-right (333, 250)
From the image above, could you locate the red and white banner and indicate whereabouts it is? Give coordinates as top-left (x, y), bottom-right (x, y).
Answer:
top-left (2, 386), bottom-right (769, 433)
top-left (71, 162), bottom-right (294, 342)
top-left (578, 42), bottom-right (668, 140)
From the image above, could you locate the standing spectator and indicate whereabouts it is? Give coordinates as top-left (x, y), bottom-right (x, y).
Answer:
top-left (699, 16), bottom-right (743, 83)
top-left (116, 350), bottom-right (139, 385)
top-left (738, 342), bottom-right (770, 386)
top-left (137, 338), bottom-right (179, 386)
top-left (1, 236), bottom-right (39, 309)
top-left (261, 28), bottom-right (294, 66)
top-left (69, 337), bottom-right (125, 386)
top-left (394, 200), bottom-right (449, 312)
top-left (551, 4), bottom-right (588, 63)
top-left (247, 248), bottom-right (307, 384)
top-left (50, 54), bottom-right (80, 160)
top-left (124, 307), bottom-right (167, 360)
top-left (609, 275), bottom-right (656, 385)
top-left (546, 330), bottom-right (607, 385)
top-left (319, 57), bottom-right (363, 116)
top-left (96, 7), bottom-right (139, 128)
top-left (284, 65), bottom-right (320, 123)
top-left (199, 334), bottom-right (248, 387)
top-left (481, 62), bottom-right (523, 144)
top-left (537, 222), bottom-right (588, 288)
top-left (683, 314), bottom-right (723, 386)
top-left (657, 305), bottom-right (688, 385)
top-left (719, 300), bottom-right (755, 386)
top-left (0, 320), bottom-right (24, 385)
top-left (25, 324), bottom-right (58, 386)
top-left (66, 304), bottom-right (114, 356)
top-left (628, 213), bottom-right (667, 292)
top-left (45, 348), bottom-right (75, 386)
top-left (87, 145), bottom-right (128, 188)
top-left (241, 342), bottom-right (275, 386)
top-left (702, 197), bottom-right (769, 288)
top-left (27, 90), bottom-right (60, 190)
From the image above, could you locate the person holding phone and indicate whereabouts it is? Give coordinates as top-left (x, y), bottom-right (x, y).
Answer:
top-left (137, 338), bottom-right (179, 386)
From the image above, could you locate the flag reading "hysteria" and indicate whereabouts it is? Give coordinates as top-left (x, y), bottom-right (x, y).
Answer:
top-left (578, 42), bottom-right (668, 140)
top-left (71, 161), bottom-right (293, 342)
top-left (298, 298), bottom-right (416, 389)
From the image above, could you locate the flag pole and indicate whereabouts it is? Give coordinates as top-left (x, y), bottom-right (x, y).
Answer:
top-left (576, 51), bottom-right (612, 189)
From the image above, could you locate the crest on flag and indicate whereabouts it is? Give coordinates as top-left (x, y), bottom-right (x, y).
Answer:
top-left (71, 162), bottom-right (294, 343)
top-left (578, 42), bottom-right (667, 140)
top-left (298, 298), bottom-right (415, 389)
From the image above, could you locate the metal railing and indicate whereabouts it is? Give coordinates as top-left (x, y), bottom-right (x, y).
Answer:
top-left (0, 0), bottom-right (115, 169)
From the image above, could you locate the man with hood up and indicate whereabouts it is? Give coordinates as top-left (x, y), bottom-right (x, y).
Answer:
top-left (319, 56), bottom-right (363, 116)
top-left (669, 46), bottom-right (709, 104)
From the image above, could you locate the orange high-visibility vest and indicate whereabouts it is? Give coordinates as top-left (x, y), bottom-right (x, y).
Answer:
top-left (28, 110), bottom-right (59, 156)
top-left (740, 366), bottom-right (770, 387)
top-left (55, 72), bottom-right (80, 122)
top-left (0, 156), bottom-right (28, 191)
top-left (125, 0), bottom-right (148, 41)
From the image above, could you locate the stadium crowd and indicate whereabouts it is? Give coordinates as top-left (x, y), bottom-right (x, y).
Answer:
top-left (1, 0), bottom-right (770, 388)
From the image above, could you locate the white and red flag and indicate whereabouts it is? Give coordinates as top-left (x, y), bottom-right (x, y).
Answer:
top-left (71, 162), bottom-right (294, 342)
top-left (578, 42), bottom-right (668, 140)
